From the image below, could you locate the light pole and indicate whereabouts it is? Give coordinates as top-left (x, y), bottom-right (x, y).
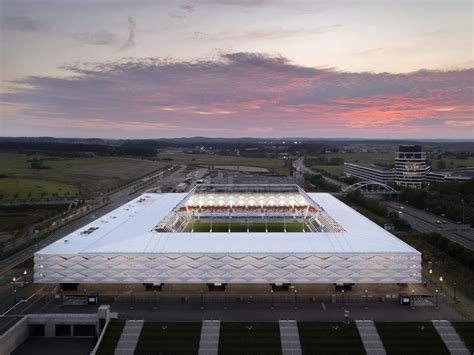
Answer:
top-left (435, 289), bottom-right (439, 308)
top-left (364, 289), bottom-right (368, 309)
top-left (341, 289), bottom-right (345, 310)
top-left (270, 289), bottom-right (274, 310)
top-left (453, 282), bottom-right (457, 302)
top-left (23, 269), bottom-right (27, 288)
top-left (411, 289), bottom-right (415, 309)
top-left (153, 290), bottom-right (157, 310)
top-left (200, 290), bottom-right (204, 310)
top-left (429, 269), bottom-right (432, 283)
top-left (224, 289), bottom-right (227, 310)
top-left (294, 289), bottom-right (298, 310)
top-left (129, 290), bottom-right (134, 310)
top-left (13, 276), bottom-right (17, 308)
top-left (439, 276), bottom-right (443, 293)
top-left (462, 199), bottom-right (465, 225)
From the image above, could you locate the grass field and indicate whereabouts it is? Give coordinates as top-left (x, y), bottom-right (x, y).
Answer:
top-left (432, 158), bottom-right (474, 169)
top-left (311, 165), bottom-right (344, 176)
top-left (219, 322), bottom-right (282, 355)
top-left (187, 221), bottom-right (305, 232)
top-left (375, 322), bottom-right (449, 355)
top-left (452, 322), bottom-right (474, 353)
top-left (298, 322), bottom-right (365, 354)
top-left (96, 321), bottom-right (125, 355)
top-left (317, 152), bottom-right (394, 165)
top-left (0, 177), bottom-right (78, 200)
top-left (135, 322), bottom-right (201, 354)
top-left (157, 153), bottom-right (289, 175)
top-left (0, 153), bottom-right (167, 199)
top-left (0, 205), bottom-right (65, 233)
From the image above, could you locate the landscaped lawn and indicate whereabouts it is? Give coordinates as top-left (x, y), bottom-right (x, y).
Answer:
top-left (219, 322), bottom-right (282, 355)
top-left (96, 321), bottom-right (125, 355)
top-left (135, 322), bottom-right (202, 354)
top-left (376, 322), bottom-right (449, 355)
top-left (452, 322), bottom-right (474, 353)
top-left (298, 322), bottom-right (365, 354)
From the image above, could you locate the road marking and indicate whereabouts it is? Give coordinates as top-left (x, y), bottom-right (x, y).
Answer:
top-left (1, 286), bottom-right (45, 317)
top-left (321, 302), bottom-right (326, 311)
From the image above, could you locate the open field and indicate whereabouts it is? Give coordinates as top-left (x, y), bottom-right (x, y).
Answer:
top-left (187, 221), bottom-right (306, 232)
top-left (298, 322), bottom-right (365, 354)
top-left (135, 322), bottom-right (201, 354)
top-left (96, 321), bottom-right (125, 355)
top-left (219, 322), bottom-right (282, 354)
top-left (375, 322), bottom-right (449, 354)
top-left (0, 205), bottom-right (65, 233)
top-left (432, 158), bottom-right (474, 169)
top-left (0, 153), bottom-right (167, 199)
top-left (452, 322), bottom-right (474, 353)
top-left (317, 152), bottom-right (394, 165)
top-left (311, 165), bottom-right (344, 176)
top-left (158, 153), bottom-right (289, 175)
top-left (0, 178), bottom-right (78, 200)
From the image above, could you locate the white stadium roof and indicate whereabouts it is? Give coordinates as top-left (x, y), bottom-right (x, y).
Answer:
top-left (37, 192), bottom-right (419, 255)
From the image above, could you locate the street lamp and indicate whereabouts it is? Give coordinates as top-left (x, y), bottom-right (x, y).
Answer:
top-left (435, 290), bottom-right (439, 308)
top-left (411, 289), bottom-right (415, 309)
top-left (13, 276), bottom-right (17, 307)
top-left (429, 269), bottom-right (432, 283)
top-left (200, 290), bottom-right (204, 310)
top-left (129, 290), bottom-right (134, 310)
top-left (341, 289), bottom-right (345, 310)
top-left (439, 276), bottom-right (443, 293)
top-left (364, 289), bottom-right (368, 309)
top-left (294, 289), bottom-right (298, 310)
top-left (453, 282), bottom-right (457, 302)
top-left (23, 269), bottom-right (27, 288)
top-left (270, 289), bottom-right (274, 310)
top-left (153, 290), bottom-right (157, 310)
top-left (224, 289), bottom-right (227, 310)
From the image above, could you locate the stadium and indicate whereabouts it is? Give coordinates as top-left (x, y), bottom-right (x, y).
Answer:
top-left (34, 184), bottom-right (421, 285)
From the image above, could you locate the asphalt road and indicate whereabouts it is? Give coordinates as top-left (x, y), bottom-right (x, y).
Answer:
top-left (384, 201), bottom-right (474, 250)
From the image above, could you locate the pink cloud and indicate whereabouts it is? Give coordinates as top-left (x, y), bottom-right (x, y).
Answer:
top-left (1, 52), bottom-right (473, 138)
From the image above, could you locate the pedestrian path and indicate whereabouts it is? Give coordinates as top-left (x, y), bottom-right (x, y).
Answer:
top-left (198, 320), bottom-right (220, 355)
top-left (355, 320), bottom-right (386, 355)
top-left (279, 320), bottom-right (302, 355)
top-left (115, 319), bottom-right (144, 355)
top-left (431, 320), bottom-right (470, 355)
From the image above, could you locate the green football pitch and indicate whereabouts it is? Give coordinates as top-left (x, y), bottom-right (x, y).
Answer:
top-left (186, 222), bottom-right (306, 232)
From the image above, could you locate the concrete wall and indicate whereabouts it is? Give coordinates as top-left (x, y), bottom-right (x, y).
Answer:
top-left (0, 316), bottom-right (29, 355)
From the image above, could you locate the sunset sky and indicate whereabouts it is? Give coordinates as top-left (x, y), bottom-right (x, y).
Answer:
top-left (0, 0), bottom-right (473, 139)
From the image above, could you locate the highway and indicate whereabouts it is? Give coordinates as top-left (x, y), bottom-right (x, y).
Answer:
top-left (383, 201), bottom-right (474, 250)
top-left (0, 165), bottom-right (188, 277)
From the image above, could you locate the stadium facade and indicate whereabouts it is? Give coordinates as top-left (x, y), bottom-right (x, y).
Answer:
top-left (34, 185), bottom-right (421, 285)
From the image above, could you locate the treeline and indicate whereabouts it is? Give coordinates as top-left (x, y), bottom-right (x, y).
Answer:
top-left (400, 178), bottom-right (474, 227)
top-left (419, 232), bottom-right (474, 270)
top-left (0, 140), bottom-right (159, 158)
top-left (345, 190), bottom-right (411, 231)
top-left (304, 174), bottom-right (340, 192)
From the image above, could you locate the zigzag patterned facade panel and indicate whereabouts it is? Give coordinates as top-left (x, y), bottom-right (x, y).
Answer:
top-left (34, 253), bottom-right (421, 284)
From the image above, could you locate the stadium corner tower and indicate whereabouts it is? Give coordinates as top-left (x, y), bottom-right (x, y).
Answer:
top-left (34, 185), bottom-right (421, 285)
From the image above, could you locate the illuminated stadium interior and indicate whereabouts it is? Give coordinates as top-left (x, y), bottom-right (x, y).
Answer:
top-left (154, 184), bottom-right (344, 233)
